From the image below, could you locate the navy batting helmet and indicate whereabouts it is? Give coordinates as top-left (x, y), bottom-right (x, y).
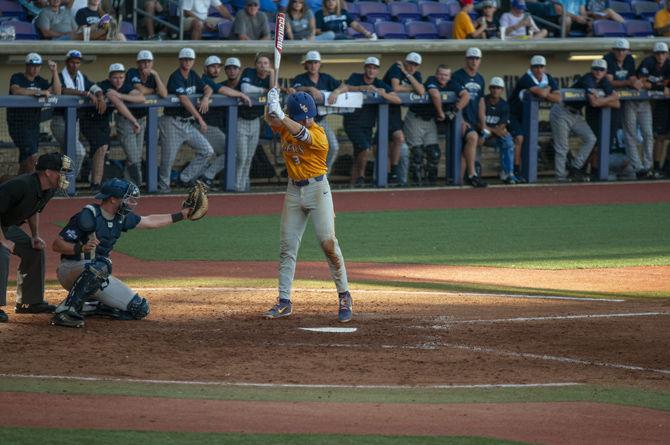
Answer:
top-left (286, 92), bottom-right (317, 121)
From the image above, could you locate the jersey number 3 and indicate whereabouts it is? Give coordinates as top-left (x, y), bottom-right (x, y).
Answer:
top-left (292, 155), bottom-right (301, 165)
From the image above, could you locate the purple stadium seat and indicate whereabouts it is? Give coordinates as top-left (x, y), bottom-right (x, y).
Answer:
top-left (7, 19), bottom-right (38, 40)
top-left (624, 18), bottom-right (653, 36)
top-left (593, 19), bottom-right (627, 36)
top-left (374, 20), bottom-right (408, 39)
top-left (406, 21), bottom-right (439, 39)
top-left (437, 20), bottom-right (454, 39)
top-left (357, 1), bottom-right (391, 24)
top-left (346, 2), bottom-right (360, 21)
top-left (347, 20), bottom-right (374, 38)
top-left (389, 2), bottom-right (422, 22)
top-left (631, 0), bottom-right (659, 21)
top-left (120, 21), bottom-right (138, 40)
top-left (420, 1), bottom-right (452, 22)
top-left (609, 1), bottom-right (637, 19)
top-left (0, 0), bottom-right (27, 21)
top-left (218, 19), bottom-right (233, 38)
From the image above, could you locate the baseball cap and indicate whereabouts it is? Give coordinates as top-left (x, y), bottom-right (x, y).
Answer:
top-left (405, 52), bottom-right (422, 65)
top-left (66, 49), bottom-right (82, 60)
top-left (178, 47), bottom-right (196, 59)
top-left (304, 50), bottom-right (321, 62)
top-left (530, 55), bottom-right (546, 66)
top-left (479, 0), bottom-right (496, 7)
top-left (108, 63), bottom-right (125, 74)
top-left (512, 0), bottom-right (526, 10)
top-left (36, 152), bottom-right (72, 172)
top-left (287, 92), bottom-right (317, 121)
top-left (137, 50), bottom-right (154, 61)
top-left (653, 42), bottom-right (669, 53)
top-left (591, 59), bottom-right (608, 70)
top-left (224, 57), bottom-right (241, 68)
top-left (489, 77), bottom-right (505, 88)
top-left (25, 52), bottom-right (42, 65)
top-left (465, 47), bottom-right (482, 58)
top-left (204, 55), bottom-right (222, 67)
top-left (612, 38), bottom-right (630, 50)
top-left (364, 56), bottom-right (380, 66)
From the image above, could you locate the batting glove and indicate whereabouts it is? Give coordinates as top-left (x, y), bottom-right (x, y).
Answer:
top-left (269, 101), bottom-right (285, 120)
top-left (267, 88), bottom-right (280, 105)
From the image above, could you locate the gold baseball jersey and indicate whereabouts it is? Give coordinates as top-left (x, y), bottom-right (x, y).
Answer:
top-left (276, 123), bottom-right (329, 181)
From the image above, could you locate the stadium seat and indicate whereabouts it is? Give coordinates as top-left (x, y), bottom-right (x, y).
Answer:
top-left (609, 1), bottom-right (637, 19)
top-left (420, 1), bottom-right (452, 22)
top-left (357, 1), bottom-right (391, 24)
top-left (218, 19), bottom-right (233, 38)
top-left (208, 4), bottom-right (233, 17)
top-left (374, 20), bottom-right (408, 39)
top-left (631, 0), bottom-right (659, 22)
top-left (0, 0), bottom-right (27, 21)
top-left (346, 2), bottom-right (360, 21)
top-left (624, 19), bottom-right (653, 36)
top-left (593, 19), bottom-right (626, 36)
top-left (8, 19), bottom-right (38, 40)
top-left (389, 2), bottom-right (422, 22)
top-left (119, 21), bottom-right (138, 40)
top-left (347, 20), bottom-right (374, 38)
top-left (437, 20), bottom-right (454, 39)
top-left (406, 21), bottom-right (439, 39)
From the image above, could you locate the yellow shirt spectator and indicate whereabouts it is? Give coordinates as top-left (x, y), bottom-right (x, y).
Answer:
top-left (453, 10), bottom-right (475, 39)
top-left (654, 8), bottom-right (670, 37)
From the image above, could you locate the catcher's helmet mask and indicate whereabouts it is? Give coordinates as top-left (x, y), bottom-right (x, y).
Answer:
top-left (96, 178), bottom-right (140, 215)
top-left (286, 92), bottom-right (317, 122)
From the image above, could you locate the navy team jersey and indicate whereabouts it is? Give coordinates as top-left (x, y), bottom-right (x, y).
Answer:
top-left (383, 63), bottom-right (422, 114)
top-left (75, 7), bottom-right (101, 27)
top-left (508, 71), bottom-right (559, 117)
top-left (291, 72), bottom-right (341, 122)
top-left (56, 71), bottom-right (95, 117)
top-left (410, 76), bottom-right (462, 119)
top-left (239, 68), bottom-right (270, 120)
top-left (125, 68), bottom-right (158, 118)
top-left (637, 55), bottom-right (670, 91)
top-left (315, 10), bottom-right (353, 34)
top-left (603, 53), bottom-right (636, 84)
top-left (83, 79), bottom-right (135, 121)
top-left (202, 73), bottom-right (227, 128)
top-left (484, 94), bottom-right (510, 129)
top-left (451, 68), bottom-right (485, 127)
top-left (59, 204), bottom-right (141, 260)
top-left (7, 73), bottom-right (51, 125)
top-left (343, 73), bottom-right (393, 128)
top-left (164, 69), bottom-right (206, 118)
top-left (569, 73), bottom-right (615, 111)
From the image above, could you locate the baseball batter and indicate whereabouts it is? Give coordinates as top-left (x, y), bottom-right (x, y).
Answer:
top-left (263, 90), bottom-right (353, 323)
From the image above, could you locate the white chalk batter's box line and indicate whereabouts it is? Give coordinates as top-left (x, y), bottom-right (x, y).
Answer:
top-left (0, 373), bottom-right (582, 390)
top-left (422, 311), bottom-right (670, 327)
top-left (31, 287), bottom-right (625, 303)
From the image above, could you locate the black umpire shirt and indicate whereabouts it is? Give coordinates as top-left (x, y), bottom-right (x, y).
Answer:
top-left (0, 173), bottom-right (54, 229)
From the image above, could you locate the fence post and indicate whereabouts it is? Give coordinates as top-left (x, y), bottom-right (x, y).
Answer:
top-left (146, 107), bottom-right (159, 192)
top-left (447, 110), bottom-right (462, 185)
top-left (522, 93), bottom-right (539, 183)
top-left (375, 103), bottom-right (389, 187)
top-left (224, 104), bottom-right (238, 192)
top-left (65, 106), bottom-right (77, 196)
top-left (597, 107), bottom-right (611, 181)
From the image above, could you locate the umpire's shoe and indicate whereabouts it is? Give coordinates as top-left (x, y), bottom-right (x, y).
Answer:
top-left (0, 309), bottom-right (8, 323)
top-left (338, 291), bottom-right (353, 323)
top-left (264, 298), bottom-right (292, 319)
top-left (15, 302), bottom-right (56, 314)
top-left (50, 311), bottom-right (85, 328)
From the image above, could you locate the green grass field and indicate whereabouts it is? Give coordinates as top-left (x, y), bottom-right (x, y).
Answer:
top-left (115, 203), bottom-right (670, 269)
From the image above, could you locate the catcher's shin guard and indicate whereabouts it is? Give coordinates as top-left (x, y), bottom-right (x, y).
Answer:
top-left (425, 144), bottom-right (441, 184)
top-left (409, 146), bottom-right (424, 184)
top-left (126, 295), bottom-right (150, 319)
top-left (51, 257), bottom-right (112, 328)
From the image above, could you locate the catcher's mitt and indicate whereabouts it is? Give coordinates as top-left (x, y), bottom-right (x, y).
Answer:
top-left (182, 180), bottom-right (209, 221)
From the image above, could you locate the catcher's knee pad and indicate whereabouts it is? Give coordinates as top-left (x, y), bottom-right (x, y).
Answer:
top-left (425, 144), bottom-right (441, 164)
top-left (410, 145), bottom-right (424, 164)
top-left (126, 294), bottom-right (150, 320)
top-left (56, 257), bottom-right (112, 314)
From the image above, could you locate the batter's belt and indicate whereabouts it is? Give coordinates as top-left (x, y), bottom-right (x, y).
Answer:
top-left (291, 175), bottom-right (325, 187)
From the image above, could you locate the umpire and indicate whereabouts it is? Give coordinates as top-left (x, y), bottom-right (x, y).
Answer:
top-left (0, 152), bottom-right (72, 322)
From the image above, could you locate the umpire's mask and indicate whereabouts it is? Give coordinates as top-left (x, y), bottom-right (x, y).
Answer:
top-left (36, 152), bottom-right (74, 190)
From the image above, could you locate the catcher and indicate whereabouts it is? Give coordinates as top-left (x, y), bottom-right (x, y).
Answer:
top-left (50, 178), bottom-right (207, 328)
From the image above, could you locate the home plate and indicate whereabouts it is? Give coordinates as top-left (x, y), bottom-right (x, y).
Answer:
top-left (300, 327), bottom-right (358, 333)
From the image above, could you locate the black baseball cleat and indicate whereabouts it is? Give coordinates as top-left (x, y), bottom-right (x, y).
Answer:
top-left (15, 302), bottom-right (56, 314)
top-left (0, 309), bottom-right (8, 323)
top-left (50, 312), bottom-right (85, 328)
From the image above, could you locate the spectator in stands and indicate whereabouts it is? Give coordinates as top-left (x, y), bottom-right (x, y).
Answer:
top-left (7, 54), bottom-right (61, 174)
top-left (602, 39), bottom-right (650, 180)
top-left (404, 65), bottom-right (468, 186)
top-left (452, 48), bottom-right (487, 188)
top-left (74, 0), bottom-right (125, 40)
top-left (36, 0), bottom-right (79, 40)
top-left (562, 0), bottom-right (592, 36)
top-left (453, 0), bottom-right (487, 39)
top-left (286, 0), bottom-right (317, 40)
top-left (315, 0), bottom-right (377, 40)
top-left (637, 42), bottom-right (670, 178)
top-left (382, 52), bottom-right (425, 186)
top-left (142, 0), bottom-right (164, 40)
top-left (478, 0), bottom-right (501, 39)
top-left (549, 59), bottom-right (619, 182)
top-left (343, 57), bottom-right (401, 187)
top-left (183, 0), bottom-right (233, 40)
top-left (233, 0), bottom-right (271, 40)
top-left (158, 48), bottom-right (215, 193)
top-left (525, 0), bottom-right (563, 33)
top-left (292, 50), bottom-right (346, 172)
top-left (654, 1), bottom-right (670, 37)
top-left (50, 49), bottom-right (98, 183)
top-left (199, 55), bottom-right (252, 190)
top-left (585, 0), bottom-right (624, 23)
top-left (236, 54), bottom-right (274, 191)
top-left (500, 0), bottom-right (548, 39)
top-left (121, 50), bottom-right (168, 187)
top-left (508, 55), bottom-right (561, 179)
top-left (482, 77), bottom-right (521, 184)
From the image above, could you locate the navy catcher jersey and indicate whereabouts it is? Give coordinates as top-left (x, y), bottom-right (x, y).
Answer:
top-left (451, 68), bottom-right (485, 127)
top-left (637, 55), bottom-right (670, 91)
top-left (7, 73), bottom-right (51, 125)
top-left (239, 68), bottom-right (270, 120)
top-left (59, 204), bottom-right (141, 260)
top-left (509, 71), bottom-right (560, 117)
top-left (291, 72), bottom-right (341, 122)
top-left (344, 73), bottom-right (392, 128)
top-left (164, 69), bottom-right (206, 118)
